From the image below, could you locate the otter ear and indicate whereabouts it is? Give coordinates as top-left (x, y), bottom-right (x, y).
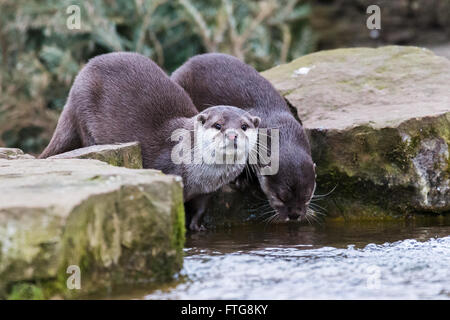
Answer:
top-left (252, 116), bottom-right (261, 128)
top-left (197, 114), bottom-right (207, 124)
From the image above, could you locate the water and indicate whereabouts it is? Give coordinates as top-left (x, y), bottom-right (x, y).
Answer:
top-left (129, 218), bottom-right (450, 299)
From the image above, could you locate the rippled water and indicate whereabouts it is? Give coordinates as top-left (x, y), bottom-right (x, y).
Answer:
top-left (127, 218), bottom-right (450, 299)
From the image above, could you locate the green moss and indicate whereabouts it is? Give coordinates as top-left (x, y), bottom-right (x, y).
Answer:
top-left (384, 139), bottom-right (412, 171)
top-left (172, 197), bottom-right (186, 254)
top-left (262, 46), bottom-right (450, 220)
top-left (76, 145), bottom-right (143, 169)
top-left (45, 183), bottom-right (185, 299)
top-left (309, 113), bottom-right (450, 218)
top-left (446, 157), bottom-right (450, 177)
top-left (8, 283), bottom-right (45, 300)
top-left (5, 275), bottom-right (71, 300)
top-left (106, 155), bottom-right (121, 167)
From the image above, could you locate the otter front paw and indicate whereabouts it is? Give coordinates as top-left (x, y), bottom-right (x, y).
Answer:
top-left (189, 222), bottom-right (206, 232)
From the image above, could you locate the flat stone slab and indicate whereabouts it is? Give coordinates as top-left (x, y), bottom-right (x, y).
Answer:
top-left (263, 46), bottom-right (450, 130)
top-left (261, 46), bottom-right (450, 217)
top-left (0, 158), bottom-right (184, 298)
top-left (0, 148), bottom-right (35, 160)
top-left (48, 142), bottom-right (142, 169)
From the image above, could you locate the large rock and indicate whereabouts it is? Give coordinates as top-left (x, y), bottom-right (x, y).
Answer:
top-left (48, 142), bottom-right (143, 169)
top-left (0, 148), bottom-right (35, 160)
top-left (261, 46), bottom-right (450, 218)
top-left (0, 157), bottom-right (185, 299)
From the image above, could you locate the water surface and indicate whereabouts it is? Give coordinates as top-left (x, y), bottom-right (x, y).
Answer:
top-left (134, 218), bottom-right (450, 299)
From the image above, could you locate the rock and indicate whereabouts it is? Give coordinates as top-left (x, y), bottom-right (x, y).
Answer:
top-left (430, 44), bottom-right (450, 60)
top-left (261, 46), bottom-right (450, 218)
top-left (48, 142), bottom-right (143, 169)
top-left (0, 148), bottom-right (35, 160)
top-left (0, 157), bottom-right (185, 299)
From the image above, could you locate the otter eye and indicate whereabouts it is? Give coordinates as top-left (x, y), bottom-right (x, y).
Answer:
top-left (241, 124), bottom-right (248, 131)
top-left (213, 123), bottom-right (221, 130)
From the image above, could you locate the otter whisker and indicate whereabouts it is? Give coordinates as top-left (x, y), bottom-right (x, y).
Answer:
top-left (309, 209), bottom-right (326, 217)
top-left (262, 209), bottom-right (279, 224)
top-left (304, 214), bottom-right (312, 226)
top-left (250, 202), bottom-right (272, 211)
top-left (249, 189), bottom-right (269, 202)
top-left (252, 194), bottom-right (270, 203)
top-left (306, 208), bottom-right (324, 225)
top-left (308, 202), bottom-right (327, 213)
top-left (260, 208), bottom-right (278, 217)
top-left (312, 184), bottom-right (338, 198)
top-left (308, 214), bottom-right (321, 225)
top-left (311, 214), bottom-right (324, 225)
top-left (253, 205), bottom-right (275, 215)
top-left (266, 213), bottom-right (280, 224)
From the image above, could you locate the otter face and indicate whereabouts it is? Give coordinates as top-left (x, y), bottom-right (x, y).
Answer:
top-left (259, 156), bottom-right (316, 221)
top-left (196, 106), bottom-right (260, 164)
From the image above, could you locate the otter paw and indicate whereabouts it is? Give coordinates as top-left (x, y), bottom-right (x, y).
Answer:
top-left (189, 222), bottom-right (206, 232)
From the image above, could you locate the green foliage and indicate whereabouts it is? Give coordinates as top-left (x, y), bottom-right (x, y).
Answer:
top-left (8, 283), bottom-right (45, 300)
top-left (0, 0), bottom-right (314, 153)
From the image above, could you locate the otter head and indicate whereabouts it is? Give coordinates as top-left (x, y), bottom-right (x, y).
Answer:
top-left (258, 151), bottom-right (316, 221)
top-left (196, 106), bottom-right (260, 164)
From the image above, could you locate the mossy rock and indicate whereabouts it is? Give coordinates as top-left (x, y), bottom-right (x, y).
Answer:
top-left (48, 142), bottom-right (143, 169)
top-left (0, 148), bottom-right (35, 160)
top-left (0, 158), bottom-right (184, 299)
top-left (261, 46), bottom-right (450, 218)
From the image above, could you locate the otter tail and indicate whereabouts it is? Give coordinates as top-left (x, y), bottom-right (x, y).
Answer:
top-left (39, 107), bottom-right (81, 158)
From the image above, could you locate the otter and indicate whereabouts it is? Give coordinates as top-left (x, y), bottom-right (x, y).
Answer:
top-left (171, 53), bottom-right (316, 222)
top-left (39, 52), bottom-right (260, 231)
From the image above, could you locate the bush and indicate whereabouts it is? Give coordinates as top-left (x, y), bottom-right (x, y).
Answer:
top-left (0, 0), bottom-right (314, 154)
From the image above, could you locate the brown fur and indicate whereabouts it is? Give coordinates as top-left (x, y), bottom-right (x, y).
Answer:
top-left (40, 52), bottom-right (259, 230)
top-left (172, 53), bottom-right (316, 221)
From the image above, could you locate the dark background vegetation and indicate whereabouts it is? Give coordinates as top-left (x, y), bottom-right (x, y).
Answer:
top-left (0, 0), bottom-right (448, 154)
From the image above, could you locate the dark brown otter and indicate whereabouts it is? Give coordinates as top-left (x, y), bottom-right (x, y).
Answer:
top-left (39, 52), bottom-right (260, 231)
top-left (171, 53), bottom-right (316, 221)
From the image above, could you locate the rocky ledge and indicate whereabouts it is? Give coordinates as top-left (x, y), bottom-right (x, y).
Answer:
top-left (0, 148), bottom-right (35, 160)
top-left (202, 46), bottom-right (449, 227)
top-left (0, 149), bottom-right (184, 299)
top-left (262, 46), bottom-right (450, 218)
top-left (48, 142), bottom-right (143, 169)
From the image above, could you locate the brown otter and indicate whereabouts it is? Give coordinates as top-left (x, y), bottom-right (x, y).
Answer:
top-left (39, 52), bottom-right (260, 231)
top-left (171, 53), bottom-right (316, 222)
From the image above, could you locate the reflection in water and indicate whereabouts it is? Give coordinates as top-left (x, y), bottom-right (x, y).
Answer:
top-left (186, 218), bottom-right (450, 252)
top-left (137, 218), bottom-right (450, 299)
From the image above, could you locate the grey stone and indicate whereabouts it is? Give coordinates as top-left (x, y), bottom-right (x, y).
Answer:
top-left (0, 158), bottom-right (185, 298)
top-left (48, 142), bottom-right (143, 169)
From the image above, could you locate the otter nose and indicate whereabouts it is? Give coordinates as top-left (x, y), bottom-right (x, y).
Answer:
top-left (227, 133), bottom-right (237, 141)
top-left (287, 212), bottom-right (301, 220)
top-left (287, 208), bottom-right (306, 221)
